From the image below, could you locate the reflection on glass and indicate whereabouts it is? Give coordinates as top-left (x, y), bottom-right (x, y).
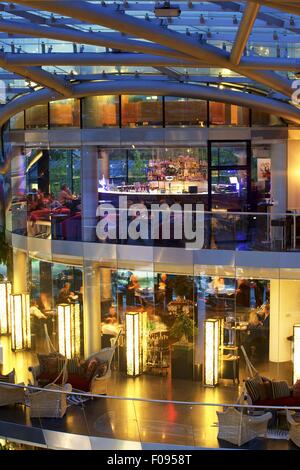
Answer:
top-left (25, 104), bottom-right (48, 129)
top-left (209, 102), bottom-right (249, 126)
top-left (50, 99), bottom-right (80, 128)
top-left (211, 143), bottom-right (247, 166)
top-left (165, 97), bottom-right (207, 126)
top-left (82, 95), bottom-right (119, 128)
top-left (121, 95), bottom-right (163, 127)
top-left (252, 109), bottom-right (286, 127)
top-left (10, 111), bottom-right (24, 130)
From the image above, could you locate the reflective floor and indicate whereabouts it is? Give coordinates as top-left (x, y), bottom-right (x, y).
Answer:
top-left (0, 336), bottom-right (298, 449)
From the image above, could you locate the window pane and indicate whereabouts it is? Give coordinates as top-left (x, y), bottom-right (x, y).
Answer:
top-left (121, 95), bottom-right (163, 127)
top-left (209, 102), bottom-right (249, 126)
top-left (211, 142), bottom-right (247, 166)
top-left (10, 111), bottom-right (24, 130)
top-left (82, 96), bottom-right (119, 128)
top-left (165, 97), bottom-right (207, 126)
top-left (50, 99), bottom-right (80, 128)
top-left (25, 104), bottom-right (48, 129)
top-left (251, 109), bottom-right (287, 127)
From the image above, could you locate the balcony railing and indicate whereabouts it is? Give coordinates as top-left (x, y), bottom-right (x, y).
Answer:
top-left (0, 381), bottom-right (299, 450)
top-left (10, 206), bottom-right (300, 252)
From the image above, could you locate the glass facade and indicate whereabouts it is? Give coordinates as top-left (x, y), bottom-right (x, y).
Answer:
top-left (49, 99), bottom-right (80, 128)
top-left (10, 97), bottom-right (290, 131)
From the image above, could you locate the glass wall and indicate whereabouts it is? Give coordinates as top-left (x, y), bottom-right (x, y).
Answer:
top-left (209, 102), bottom-right (249, 126)
top-left (9, 111), bottom-right (24, 130)
top-left (82, 95), bottom-right (119, 128)
top-left (252, 109), bottom-right (287, 127)
top-left (29, 258), bottom-right (83, 355)
top-left (25, 104), bottom-right (48, 129)
top-left (121, 95), bottom-right (163, 127)
top-left (24, 147), bottom-right (81, 241)
top-left (10, 96), bottom-right (289, 130)
top-left (165, 97), bottom-right (207, 126)
top-left (49, 99), bottom-right (80, 128)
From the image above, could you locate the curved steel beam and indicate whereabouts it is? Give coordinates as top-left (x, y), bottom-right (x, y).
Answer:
top-left (230, 1), bottom-right (260, 65)
top-left (0, 19), bottom-right (188, 60)
top-left (0, 58), bottom-right (72, 97)
top-left (14, 1), bottom-right (292, 97)
top-left (255, 1), bottom-right (300, 15)
top-left (1, 79), bottom-right (300, 128)
top-left (3, 52), bottom-right (300, 72)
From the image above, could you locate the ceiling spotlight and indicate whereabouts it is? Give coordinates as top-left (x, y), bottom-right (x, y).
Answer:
top-left (206, 29), bottom-right (212, 39)
top-left (200, 14), bottom-right (205, 24)
top-left (233, 15), bottom-right (238, 25)
top-left (290, 16), bottom-right (295, 26)
top-left (273, 31), bottom-right (279, 40)
top-left (154, 2), bottom-right (181, 18)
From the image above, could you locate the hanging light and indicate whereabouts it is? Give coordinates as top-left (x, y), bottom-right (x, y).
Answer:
top-left (204, 318), bottom-right (219, 387)
top-left (0, 281), bottom-right (12, 335)
top-left (293, 324), bottom-right (300, 384)
top-left (57, 302), bottom-right (82, 359)
top-left (10, 293), bottom-right (31, 351)
top-left (125, 311), bottom-right (147, 377)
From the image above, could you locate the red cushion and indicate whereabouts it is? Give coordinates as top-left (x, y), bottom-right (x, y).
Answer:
top-left (255, 396), bottom-right (300, 406)
top-left (67, 374), bottom-right (91, 392)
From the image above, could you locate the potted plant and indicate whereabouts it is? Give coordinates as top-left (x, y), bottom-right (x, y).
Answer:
top-left (170, 312), bottom-right (197, 344)
top-left (170, 312), bottom-right (197, 380)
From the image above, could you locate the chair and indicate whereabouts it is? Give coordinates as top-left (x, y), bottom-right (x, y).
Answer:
top-left (28, 383), bottom-right (72, 418)
top-left (88, 329), bottom-right (121, 395)
top-left (217, 407), bottom-right (272, 446)
top-left (0, 383), bottom-right (26, 406)
top-left (287, 410), bottom-right (300, 447)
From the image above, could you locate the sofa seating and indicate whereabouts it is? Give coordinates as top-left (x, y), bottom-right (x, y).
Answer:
top-left (244, 375), bottom-right (298, 407)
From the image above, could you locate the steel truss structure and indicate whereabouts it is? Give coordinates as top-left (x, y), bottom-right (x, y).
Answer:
top-left (0, 1), bottom-right (299, 124)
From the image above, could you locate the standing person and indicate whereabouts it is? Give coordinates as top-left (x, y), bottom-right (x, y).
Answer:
top-left (30, 299), bottom-right (47, 352)
top-left (57, 282), bottom-right (71, 304)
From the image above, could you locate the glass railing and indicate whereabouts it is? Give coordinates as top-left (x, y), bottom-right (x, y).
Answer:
top-left (0, 381), bottom-right (299, 449)
top-left (11, 206), bottom-right (300, 253)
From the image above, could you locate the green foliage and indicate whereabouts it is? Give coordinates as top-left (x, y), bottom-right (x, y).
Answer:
top-left (0, 229), bottom-right (9, 266)
top-left (128, 150), bottom-right (148, 182)
top-left (170, 313), bottom-right (197, 342)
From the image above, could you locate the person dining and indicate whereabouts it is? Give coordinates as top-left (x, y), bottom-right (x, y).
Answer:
top-left (57, 282), bottom-right (72, 304)
top-left (58, 184), bottom-right (75, 207)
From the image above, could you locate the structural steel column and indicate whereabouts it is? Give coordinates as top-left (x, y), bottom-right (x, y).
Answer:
top-left (81, 145), bottom-right (99, 243)
top-left (83, 261), bottom-right (101, 358)
top-left (12, 249), bottom-right (27, 294)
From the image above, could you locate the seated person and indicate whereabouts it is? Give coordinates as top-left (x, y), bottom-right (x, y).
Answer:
top-left (58, 184), bottom-right (75, 207)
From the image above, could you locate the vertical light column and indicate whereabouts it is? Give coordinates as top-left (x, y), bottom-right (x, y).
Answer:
top-left (0, 281), bottom-right (12, 335)
top-left (13, 249), bottom-right (27, 294)
top-left (293, 325), bottom-right (300, 384)
top-left (126, 311), bottom-right (147, 377)
top-left (10, 293), bottom-right (31, 351)
top-left (204, 318), bottom-right (219, 387)
top-left (57, 302), bottom-right (81, 358)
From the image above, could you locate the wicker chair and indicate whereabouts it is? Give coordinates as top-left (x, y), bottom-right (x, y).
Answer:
top-left (217, 407), bottom-right (272, 446)
top-left (287, 410), bottom-right (300, 447)
top-left (0, 383), bottom-right (26, 406)
top-left (28, 383), bottom-right (72, 418)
